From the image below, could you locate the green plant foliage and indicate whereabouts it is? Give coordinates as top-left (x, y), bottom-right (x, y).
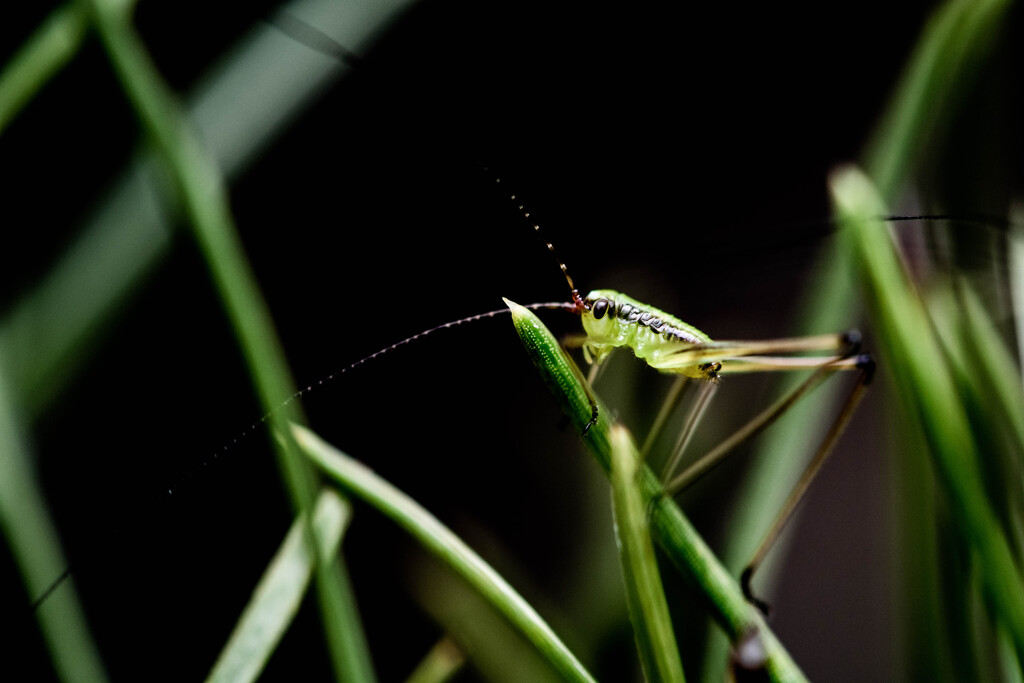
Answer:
top-left (2, 1), bottom-right (1020, 681)
top-left (609, 423), bottom-right (686, 683)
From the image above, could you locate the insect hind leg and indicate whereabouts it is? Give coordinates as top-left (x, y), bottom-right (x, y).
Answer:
top-left (662, 348), bottom-right (869, 495)
top-left (652, 330), bottom-right (862, 373)
top-left (740, 353), bottom-right (874, 614)
top-left (657, 332), bottom-right (873, 614)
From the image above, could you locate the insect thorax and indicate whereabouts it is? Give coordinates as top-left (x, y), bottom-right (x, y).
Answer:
top-left (580, 290), bottom-right (715, 380)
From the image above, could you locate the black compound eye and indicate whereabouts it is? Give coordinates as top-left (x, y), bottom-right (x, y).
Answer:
top-left (592, 298), bottom-right (610, 319)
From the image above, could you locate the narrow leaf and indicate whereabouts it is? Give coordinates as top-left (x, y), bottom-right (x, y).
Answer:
top-left (505, 298), bottom-right (806, 683)
top-left (831, 164), bottom-right (1024, 664)
top-left (609, 423), bottom-right (686, 682)
top-left (404, 637), bottom-right (466, 683)
top-left (293, 424), bottom-right (597, 683)
top-left (207, 488), bottom-right (351, 683)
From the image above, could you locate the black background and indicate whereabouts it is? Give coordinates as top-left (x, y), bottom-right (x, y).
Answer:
top-left (1, 1), bottom-right (1020, 681)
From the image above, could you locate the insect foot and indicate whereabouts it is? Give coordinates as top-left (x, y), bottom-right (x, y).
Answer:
top-left (741, 566), bottom-right (772, 617)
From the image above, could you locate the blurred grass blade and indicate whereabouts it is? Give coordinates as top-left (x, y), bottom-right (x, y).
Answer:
top-left (0, 2), bottom-right (89, 135)
top-left (0, 364), bottom-right (107, 682)
top-left (957, 282), bottom-right (1024, 462)
top-left (1, 2), bottom-right (414, 680)
top-left (929, 280), bottom-right (1024, 559)
top-left (1, 0), bottom-right (416, 416)
top-left (207, 488), bottom-right (351, 683)
top-left (609, 423), bottom-right (686, 682)
top-left (1000, 625), bottom-right (1024, 683)
top-left (703, 1), bottom-right (1015, 677)
top-left (1010, 214), bottom-right (1024, 370)
top-left (504, 299), bottom-right (805, 683)
top-left (410, 566), bottom-right (565, 683)
top-left (830, 164), bottom-right (1024, 664)
top-left (862, 0), bottom-right (1012, 193)
top-left (404, 637), bottom-right (466, 683)
top-left (85, 2), bottom-right (376, 679)
top-left (87, 0), bottom-right (315, 502)
top-left (293, 424), bottom-right (598, 683)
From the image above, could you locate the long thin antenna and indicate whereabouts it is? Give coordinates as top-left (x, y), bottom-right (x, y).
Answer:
top-left (169, 302), bottom-right (575, 496)
top-left (494, 176), bottom-right (588, 313)
top-left (30, 301), bottom-right (576, 611)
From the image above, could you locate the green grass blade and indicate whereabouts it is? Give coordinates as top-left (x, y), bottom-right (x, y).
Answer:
top-left (0, 3), bottom-right (88, 135)
top-left (505, 299), bottom-right (806, 683)
top-left (86, 0), bottom-right (315, 503)
top-left (410, 569), bottom-right (565, 683)
top-left (929, 281), bottom-right (1024, 564)
top-left (956, 283), bottom-right (1024, 464)
top-left (0, 2), bottom-right (414, 678)
top-left (1000, 624), bottom-right (1024, 683)
top-left (207, 488), bottom-right (351, 683)
top-left (830, 164), bottom-right (1024, 664)
top-left (84, 3), bottom-right (373, 679)
top-left (404, 637), bottom-right (466, 683)
top-left (705, 1), bottom-right (1015, 677)
top-left (293, 424), bottom-right (598, 683)
top-left (862, 0), bottom-right (1012, 194)
top-left (1011, 215), bottom-right (1024, 369)
top-left (609, 423), bottom-right (686, 682)
top-left (0, 0), bottom-right (415, 417)
top-left (0, 364), bottom-right (107, 682)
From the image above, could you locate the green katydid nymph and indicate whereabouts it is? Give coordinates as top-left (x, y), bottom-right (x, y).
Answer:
top-left (501, 177), bottom-right (874, 612)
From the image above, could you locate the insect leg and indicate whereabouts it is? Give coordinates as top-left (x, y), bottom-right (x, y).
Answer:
top-left (739, 356), bottom-right (874, 613)
top-left (718, 355), bottom-right (866, 373)
top-left (587, 355), bottom-right (617, 387)
top-left (554, 333), bottom-right (604, 432)
top-left (638, 376), bottom-right (689, 462)
top-left (662, 357), bottom-right (849, 495)
top-left (657, 380), bottom-right (718, 479)
top-left (650, 331), bottom-right (861, 372)
top-left (658, 345), bottom-right (873, 611)
top-left (560, 332), bottom-right (589, 349)
top-left (574, 360), bottom-right (601, 436)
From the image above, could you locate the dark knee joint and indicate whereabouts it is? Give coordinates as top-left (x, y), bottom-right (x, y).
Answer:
top-left (840, 329), bottom-right (862, 354)
top-left (857, 353), bottom-right (876, 384)
top-left (740, 566), bottom-right (772, 616)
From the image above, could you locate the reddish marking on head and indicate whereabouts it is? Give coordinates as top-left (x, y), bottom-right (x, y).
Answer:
top-left (571, 289), bottom-right (587, 314)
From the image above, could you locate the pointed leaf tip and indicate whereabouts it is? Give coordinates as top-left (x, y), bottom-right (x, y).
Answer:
top-left (503, 297), bottom-right (526, 318)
